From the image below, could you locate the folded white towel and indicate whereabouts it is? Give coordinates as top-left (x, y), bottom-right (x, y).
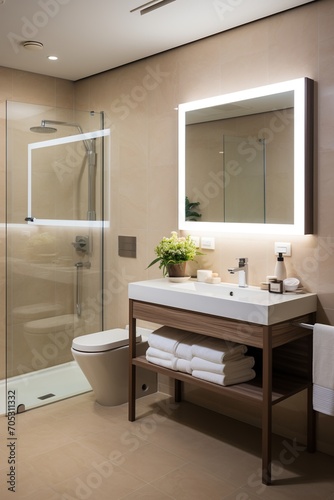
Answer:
top-left (146, 354), bottom-right (178, 371)
top-left (190, 356), bottom-right (255, 375)
top-left (148, 326), bottom-right (195, 353)
top-left (146, 347), bottom-right (175, 360)
top-left (313, 323), bottom-right (334, 415)
top-left (175, 358), bottom-right (192, 374)
top-left (192, 368), bottom-right (256, 386)
top-left (175, 333), bottom-right (203, 360)
top-left (191, 337), bottom-right (247, 364)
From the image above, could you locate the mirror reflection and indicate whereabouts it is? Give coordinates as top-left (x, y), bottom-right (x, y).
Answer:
top-left (178, 78), bottom-right (313, 235)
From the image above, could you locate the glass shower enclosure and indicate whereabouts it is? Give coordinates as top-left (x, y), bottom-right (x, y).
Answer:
top-left (4, 102), bottom-right (109, 412)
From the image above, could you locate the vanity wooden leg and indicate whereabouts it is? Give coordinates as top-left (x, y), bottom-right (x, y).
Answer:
top-left (307, 386), bottom-right (316, 452)
top-left (262, 326), bottom-right (272, 485)
top-left (128, 302), bottom-right (136, 422)
top-left (175, 379), bottom-right (182, 402)
top-left (307, 333), bottom-right (316, 452)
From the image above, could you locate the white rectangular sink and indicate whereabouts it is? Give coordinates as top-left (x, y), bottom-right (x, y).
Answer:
top-left (128, 279), bottom-right (317, 325)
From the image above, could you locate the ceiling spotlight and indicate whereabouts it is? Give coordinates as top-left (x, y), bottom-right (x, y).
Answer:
top-left (47, 55), bottom-right (58, 61)
top-left (23, 41), bottom-right (44, 51)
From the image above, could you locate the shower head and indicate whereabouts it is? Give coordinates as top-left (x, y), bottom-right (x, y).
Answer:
top-left (30, 124), bottom-right (57, 134)
top-left (30, 119), bottom-right (93, 154)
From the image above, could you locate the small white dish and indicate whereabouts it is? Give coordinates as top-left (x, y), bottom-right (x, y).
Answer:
top-left (283, 277), bottom-right (300, 292)
top-left (168, 276), bottom-right (191, 283)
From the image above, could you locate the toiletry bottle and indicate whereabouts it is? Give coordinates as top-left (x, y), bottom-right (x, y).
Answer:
top-left (274, 252), bottom-right (286, 281)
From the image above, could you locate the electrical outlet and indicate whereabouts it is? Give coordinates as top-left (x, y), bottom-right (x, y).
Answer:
top-left (274, 242), bottom-right (291, 256)
top-left (201, 237), bottom-right (215, 250)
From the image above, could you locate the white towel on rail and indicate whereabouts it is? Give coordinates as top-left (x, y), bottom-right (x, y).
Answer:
top-left (313, 323), bottom-right (334, 416)
top-left (191, 337), bottom-right (247, 364)
top-left (192, 368), bottom-right (256, 386)
top-left (190, 356), bottom-right (255, 375)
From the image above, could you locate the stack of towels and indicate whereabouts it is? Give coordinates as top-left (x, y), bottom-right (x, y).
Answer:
top-left (146, 326), bottom-right (256, 386)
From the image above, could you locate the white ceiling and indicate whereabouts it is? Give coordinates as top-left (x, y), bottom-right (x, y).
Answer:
top-left (0, 0), bottom-right (315, 81)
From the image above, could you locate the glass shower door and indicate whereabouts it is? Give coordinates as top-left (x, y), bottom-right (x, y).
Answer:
top-left (223, 135), bottom-right (266, 223)
top-left (5, 102), bottom-right (109, 412)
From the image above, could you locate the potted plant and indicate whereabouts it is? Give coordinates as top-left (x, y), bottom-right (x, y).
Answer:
top-left (147, 231), bottom-right (202, 277)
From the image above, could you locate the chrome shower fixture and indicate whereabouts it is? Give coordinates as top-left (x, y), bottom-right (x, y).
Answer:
top-left (30, 119), bottom-right (97, 220)
top-left (30, 124), bottom-right (57, 134)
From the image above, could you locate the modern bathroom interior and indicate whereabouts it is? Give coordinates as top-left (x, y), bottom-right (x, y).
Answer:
top-left (1, 0), bottom-right (334, 498)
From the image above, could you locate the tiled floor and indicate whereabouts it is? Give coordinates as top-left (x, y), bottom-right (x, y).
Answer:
top-left (1, 391), bottom-right (334, 499)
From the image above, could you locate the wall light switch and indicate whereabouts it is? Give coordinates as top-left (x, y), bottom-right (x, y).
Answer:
top-left (201, 237), bottom-right (215, 250)
top-left (274, 241), bottom-right (291, 256)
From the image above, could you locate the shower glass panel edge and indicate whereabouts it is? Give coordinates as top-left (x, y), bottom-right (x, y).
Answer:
top-left (4, 102), bottom-right (108, 413)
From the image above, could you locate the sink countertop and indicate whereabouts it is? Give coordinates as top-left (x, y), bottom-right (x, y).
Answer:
top-left (128, 279), bottom-right (317, 325)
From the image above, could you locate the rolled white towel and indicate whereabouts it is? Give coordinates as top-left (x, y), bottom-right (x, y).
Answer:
top-left (190, 356), bottom-right (255, 375)
top-left (175, 358), bottom-right (192, 374)
top-left (191, 337), bottom-right (247, 364)
top-left (192, 368), bottom-right (256, 386)
top-left (175, 333), bottom-right (203, 360)
top-left (146, 347), bottom-right (175, 360)
top-left (146, 354), bottom-right (178, 371)
top-left (148, 326), bottom-right (195, 353)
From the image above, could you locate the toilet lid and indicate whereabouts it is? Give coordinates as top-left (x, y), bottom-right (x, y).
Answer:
top-left (13, 303), bottom-right (64, 321)
top-left (24, 314), bottom-right (79, 334)
top-left (72, 328), bottom-right (142, 353)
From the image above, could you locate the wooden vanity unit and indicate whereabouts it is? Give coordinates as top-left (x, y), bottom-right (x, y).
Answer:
top-left (128, 279), bottom-right (317, 485)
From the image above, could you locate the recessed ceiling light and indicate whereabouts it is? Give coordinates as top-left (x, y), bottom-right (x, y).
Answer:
top-left (23, 41), bottom-right (44, 51)
top-left (47, 55), bottom-right (58, 61)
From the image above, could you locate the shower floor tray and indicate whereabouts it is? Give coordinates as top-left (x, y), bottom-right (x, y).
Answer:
top-left (0, 361), bottom-right (92, 415)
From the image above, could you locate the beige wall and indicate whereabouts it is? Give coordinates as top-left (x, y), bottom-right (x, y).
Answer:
top-left (1, 0), bottom-right (334, 454)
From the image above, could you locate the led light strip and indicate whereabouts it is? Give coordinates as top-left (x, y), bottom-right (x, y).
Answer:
top-left (130, 0), bottom-right (176, 15)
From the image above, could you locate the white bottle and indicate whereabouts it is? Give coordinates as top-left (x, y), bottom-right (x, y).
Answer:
top-left (274, 252), bottom-right (287, 280)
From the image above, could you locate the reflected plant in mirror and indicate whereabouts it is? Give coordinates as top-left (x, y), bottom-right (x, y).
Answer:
top-left (185, 196), bottom-right (201, 221)
top-left (178, 78), bottom-right (314, 235)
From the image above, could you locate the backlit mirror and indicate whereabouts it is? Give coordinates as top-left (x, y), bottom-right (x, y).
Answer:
top-left (178, 78), bottom-right (314, 234)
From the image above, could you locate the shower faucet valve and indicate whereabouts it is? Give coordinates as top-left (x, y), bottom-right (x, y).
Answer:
top-left (72, 235), bottom-right (90, 254)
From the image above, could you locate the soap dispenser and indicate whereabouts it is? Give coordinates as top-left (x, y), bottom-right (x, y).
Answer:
top-left (274, 252), bottom-right (287, 281)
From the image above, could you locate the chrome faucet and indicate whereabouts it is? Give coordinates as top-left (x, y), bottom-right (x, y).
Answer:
top-left (228, 258), bottom-right (248, 287)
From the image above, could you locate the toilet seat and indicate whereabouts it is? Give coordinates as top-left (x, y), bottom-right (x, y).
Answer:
top-left (72, 328), bottom-right (142, 353)
top-left (24, 314), bottom-right (79, 334)
top-left (13, 302), bottom-right (64, 321)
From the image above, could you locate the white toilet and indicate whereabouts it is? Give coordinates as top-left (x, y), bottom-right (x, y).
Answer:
top-left (23, 313), bottom-right (82, 369)
top-left (10, 303), bottom-right (66, 374)
top-left (71, 327), bottom-right (157, 406)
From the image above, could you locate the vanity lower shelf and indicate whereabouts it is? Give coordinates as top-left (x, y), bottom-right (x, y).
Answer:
top-left (133, 355), bottom-right (311, 405)
top-left (128, 297), bottom-right (316, 486)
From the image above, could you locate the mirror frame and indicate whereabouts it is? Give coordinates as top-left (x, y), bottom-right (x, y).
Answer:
top-left (178, 77), bottom-right (314, 235)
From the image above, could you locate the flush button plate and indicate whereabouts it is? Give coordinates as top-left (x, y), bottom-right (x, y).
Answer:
top-left (118, 236), bottom-right (136, 258)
